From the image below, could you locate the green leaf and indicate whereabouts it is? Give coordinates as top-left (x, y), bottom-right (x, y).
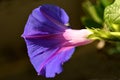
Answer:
top-left (104, 0), bottom-right (120, 24)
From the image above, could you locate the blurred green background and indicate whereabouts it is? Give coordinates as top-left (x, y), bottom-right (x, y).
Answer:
top-left (0, 0), bottom-right (120, 80)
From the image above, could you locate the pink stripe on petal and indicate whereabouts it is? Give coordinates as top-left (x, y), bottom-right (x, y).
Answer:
top-left (22, 33), bottom-right (63, 39)
top-left (38, 46), bottom-right (74, 75)
top-left (40, 8), bottom-right (68, 30)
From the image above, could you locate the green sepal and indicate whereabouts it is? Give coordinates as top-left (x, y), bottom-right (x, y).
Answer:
top-left (88, 28), bottom-right (120, 41)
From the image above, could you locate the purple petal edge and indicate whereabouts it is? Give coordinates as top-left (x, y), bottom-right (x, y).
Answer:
top-left (36, 47), bottom-right (75, 78)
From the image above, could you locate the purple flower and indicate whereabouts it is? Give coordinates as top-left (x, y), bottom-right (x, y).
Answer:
top-left (21, 4), bottom-right (92, 78)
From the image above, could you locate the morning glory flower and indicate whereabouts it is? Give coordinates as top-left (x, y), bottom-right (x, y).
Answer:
top-left (21, 4), bottom-right (92, 78)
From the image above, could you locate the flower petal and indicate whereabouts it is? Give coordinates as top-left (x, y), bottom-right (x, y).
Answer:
top-left (24, 33), bottom-right (74, 77)
top-left (30, 46), bottom-right (75, 78)
top-left (24, 34), bottom-right (66, 58)
top-left (21, 4), bottom-right (75, 78)
top-left (45, 47), bottom-right (75, 77)
top-left (22, 4), bottom-right (69, 37)
top-left (40, 4), bottom-right (69, 24)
